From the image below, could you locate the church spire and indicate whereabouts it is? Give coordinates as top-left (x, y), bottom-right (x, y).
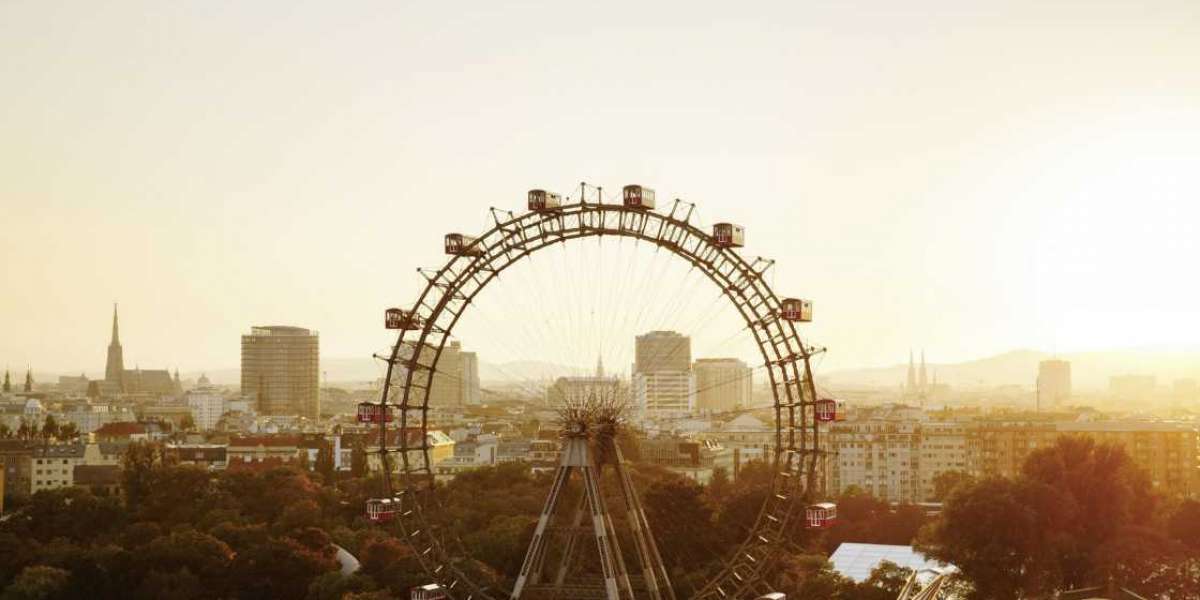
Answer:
top-left (110, 303), bottom-right (120, 345)
top-left (596, 352), bottom-right (605, 378)
top-left (24, 368), bottom-right (33, 393)
top-left (105, 303), bottom-right (125, 391)
top-left (2, 369), bottom-right (10, 393)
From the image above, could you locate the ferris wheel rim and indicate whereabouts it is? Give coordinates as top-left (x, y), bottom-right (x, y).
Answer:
top-left (374, 198), bottom-right (824, 599)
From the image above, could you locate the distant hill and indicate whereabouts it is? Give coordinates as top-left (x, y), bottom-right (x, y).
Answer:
top-left (41, 347), bottom-right (1198, 392)
top-left (821, 348), bottom-right (1200, 390)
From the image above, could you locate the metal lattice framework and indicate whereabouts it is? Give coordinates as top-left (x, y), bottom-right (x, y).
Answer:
top-left (374, 196), bottom-right (825, 599)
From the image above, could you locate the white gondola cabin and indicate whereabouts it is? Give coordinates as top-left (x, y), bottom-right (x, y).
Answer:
top-left (755, 595), bottom-right (787, 600)
top-left (780, 298), bottom-right (813, 322)
top-left (815, 398), bottom-right (839, 422)
top-left (411, 584), bottom-right (449, 600)
top-left (528, 189), bottom-right (562, 212)
top-left (713, 223), bottom-right (745, 248)
top-left (444, 233), bottom-right (483, 257)
top-left (622, 185), bottom-right (656, 210)
top-left (806, 502), bottom-right (837, 529)
top-left (384, 308), bottom-right (421, 330)
top-left (366, 497), bottom-right (399, 522)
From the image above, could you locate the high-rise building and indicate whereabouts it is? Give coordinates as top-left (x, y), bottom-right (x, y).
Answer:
top-left (633, 371), bottom-right (694, 417)
top-left (240, 326), bottom-right (319, 419)
top-left (430, 342), bottom-right (463, 408)
top-left (460, 350), bottom-right (481, 406)
top-left (693, 358), bottom-right (752, 413)
top-left (1037, 360), bottom-right (1072, 408)
top-left (633, 331), bottom-right (694, 418)
top-left (635, 331), bottom-right (691, 374)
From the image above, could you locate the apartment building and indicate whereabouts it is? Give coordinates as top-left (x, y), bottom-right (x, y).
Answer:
top-left (829, 413), bottom-right (1199, 502)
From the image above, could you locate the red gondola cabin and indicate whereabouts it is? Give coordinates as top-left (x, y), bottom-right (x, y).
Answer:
top-left (445, 233), bottom-right (483, 257)
top-left (366, 497), bottom-right (399, 522)
top-left (781, 298), bottom-right (813, 322)
top-left (622, 185), bottom-right (656, 210)
top-left (384, 308), bottom-right (421, 330)
top-left (528, 189), bottom-right (562, 212)
top-left (713, 223), bottom-right (745, 248)
top-left (357, 402), bottom-right (394, 424)
top-left (815, 398), bottom-right (839, 422)
top-left (806, 502), bottom-right (837, 529)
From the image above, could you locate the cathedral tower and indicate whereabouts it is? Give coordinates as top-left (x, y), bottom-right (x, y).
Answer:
top-left (105, 304), bottom-right (125, 391)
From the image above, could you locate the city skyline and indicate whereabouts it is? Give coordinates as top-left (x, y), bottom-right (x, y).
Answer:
top-left (5, 302), bottom-right (1199, 393)
top-left (1, 4), bottom-right (1197, 599)
top-left (3, 2), bottom-right (1198, 376)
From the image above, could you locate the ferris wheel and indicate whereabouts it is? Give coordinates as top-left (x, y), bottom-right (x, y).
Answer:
top-left (358, 183), bottom-right (835, 600)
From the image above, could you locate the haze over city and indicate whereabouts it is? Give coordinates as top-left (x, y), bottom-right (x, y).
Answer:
top-left (3, 1), bottom-right (1198, 377)
top-left (1, 3), bottom-right (1199, 600)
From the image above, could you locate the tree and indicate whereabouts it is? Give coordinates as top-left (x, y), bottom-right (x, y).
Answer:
top-left (231, 536), bottom-right (337, 600)
top-left (1021, 436), bottom-right (1152, 586)
top-left (57, 422), bottom-right (79, 441)
top-left (1168, 500), bottom-right (1200, 551)
top-left (179, 414), bottom-right (196, 433)
top-left (136, 465), bottom-right (217, 525)
top-left (2, 565), bottom-right (69, 600)
top-left (121, 442), bottom-right (163, 510)
top-left (917, 477), bottom-right (1064, 599)
top-left (306, 572), bottom-right (378, 600)
top-left (642, 475), bottom-right (719, 573)
top-left (920, 436), bottom-right (1155, 598)
top-left (315, 442), bottom-right (336, 486)
top-left (359, 538), bottom-right (427, 595)
top-left (39, 415), bottom-right (58, 442)
top-left (133, 529), bottom-right (233, 598)
top-left (22, 487), bottom-right (127, 544)
top-left (864, 561), bottom-right (915, 596)
top-left (706, 466), bottom-right (731, 501)
top-left (350, 439), bottom-right (367, 478)
top-left (931, 470), bottom-right (974, 502)
top-left (1092, 525), bottom-right (1188, 597)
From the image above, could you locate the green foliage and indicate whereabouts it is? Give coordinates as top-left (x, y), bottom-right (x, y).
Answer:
top-left (920, 434), bottom-right (1190, 599)
top-left (306, 572), bottom-right (378, 600)
top-left (931, 470), bottom-right (974, 502)
top-left (39, 416), bottom-right (58, 442)
top-left (315, 441), bottom-right (336, 485)
top-left (2, 566), bottom-right (69, 600)
top-left (17, 487), bottom-right (125, 543)
top-left (120, 442), bottom-right (163, 510)
top-left (1168, 500), bottom-right (1200, 550)
top-left (350, 439), bottom-right (368, 478)
top-left (359, 538), bottom-right (427, 595)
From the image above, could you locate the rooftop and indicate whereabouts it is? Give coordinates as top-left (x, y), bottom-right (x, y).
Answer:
top-left (247, 326), bottom-right (315, 337)
top-left (829, 543), bottom-right (948, 583)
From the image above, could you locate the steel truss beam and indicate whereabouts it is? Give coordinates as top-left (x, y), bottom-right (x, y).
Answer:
top-left (373, 201), bottom-right (826, 599)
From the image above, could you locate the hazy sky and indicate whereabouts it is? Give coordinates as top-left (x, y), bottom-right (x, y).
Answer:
top-left (2, 1), bottom-right (1198, 378)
